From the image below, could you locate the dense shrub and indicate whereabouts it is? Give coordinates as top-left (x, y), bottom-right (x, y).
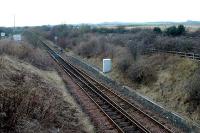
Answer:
top-left (75, 35), bottom-right (114, 58)
top-left (76, 40), bottom-right (99, 58)
top-left (165, 26), bottom-right (178, 36)
top-left (165, 25), bottom-right (186, 36)
top-left (153, 27), bottom-right (162, 34)
top-left (37, 24), bottom-right (200, 55)
top-left (0, 40), bottom-right (54, 70)
top-left (127, 63), bottom-right (157, 84)
top-left (0, 59), bottom-right (86, 133)
top-left (127, 43), bottom-right (139, 60)
top-left (185, 70), bottom-right (200, 112)
top-left (177, 25), bottom-right (186, 35)
top-left (117, 57), bottom-right (131, 73)
top-left (154, 36), bottom-right (195, 52)
top-left (25, 48), bottom-right (54, 70)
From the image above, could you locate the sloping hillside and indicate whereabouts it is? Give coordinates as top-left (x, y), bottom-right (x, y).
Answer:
top-left (0, 55), bottom-right (94, 133)
top-left (0, 39), bottom-right (94, 133)
top-left (85, 53), bottom-right (200, 125)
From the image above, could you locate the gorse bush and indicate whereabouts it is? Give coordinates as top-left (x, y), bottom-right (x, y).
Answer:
top-left (177, 25), bottom-right (186, 35)
top-left (165, 25), bottom-right (186, 36)
top-left (153, 27), bottom-right (162, 34)
top-left (165, 26), bottom-right (178, 36)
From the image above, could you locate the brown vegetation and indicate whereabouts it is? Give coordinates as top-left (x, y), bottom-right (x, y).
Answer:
top-left (0, 39), bottom-right (54, 70)
top-left (127, 63), bottom-right (157, 85)
top-left (0, 39), bottom-right (94, 132)
top-left (86, 53), bottom-right (200, 124)
top-left (185, 69), bottom-right (200, 113)
top-left (0, 56), bottom-right (91, 133)
top-left (34, 25), bottom-right (200, 124)
top-left (74, 35), bottom-right (114, 58)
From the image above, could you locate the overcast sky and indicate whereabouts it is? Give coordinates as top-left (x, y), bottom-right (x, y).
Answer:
top-left (0, 0), bottom-right (200, 27)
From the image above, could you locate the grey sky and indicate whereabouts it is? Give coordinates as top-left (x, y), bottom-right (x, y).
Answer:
top-left (0, 0), bottom-right (200, 26)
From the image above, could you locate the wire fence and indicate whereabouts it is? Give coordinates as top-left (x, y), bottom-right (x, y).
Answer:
top-left (143, 49), bottom-right (200, 61)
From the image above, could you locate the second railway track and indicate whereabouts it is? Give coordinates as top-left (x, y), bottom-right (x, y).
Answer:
top-left (33, 33), bottom-right (177, 133)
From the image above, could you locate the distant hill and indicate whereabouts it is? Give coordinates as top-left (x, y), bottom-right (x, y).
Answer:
top-left (184, 20), bottom-right (200, 25)
top-left (96, 21), bottom-right (200, 27)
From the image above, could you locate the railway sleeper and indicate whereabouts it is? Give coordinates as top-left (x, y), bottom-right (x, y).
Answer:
top-left (97, 101), bottom-right (108, 106)
top-left (123, 125), bottom-right (140, 132)
top-left (114, 118), bottom-right (128, 123)
top-left (106, 111), bottom-right (118, 116)
top-left (118, 121), bottom-right (132, 127)
top-left (101, 105), bottom-right (111, 109)
top-left (104, 129), bottom-right (119, 133)
top-left (111, 115), bottom-right (123, 120)
top-left (104, 108), bottom-right (114, 112)
top-left (98, 101), bottom-right (111, 108)
top-left (126, 110), bottom-right (138, 115)
top-left (120, 105), bottom-right (133, 110)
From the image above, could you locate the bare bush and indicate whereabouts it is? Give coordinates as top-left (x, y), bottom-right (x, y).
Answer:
top-left (185, 69), bottom-right (200, 112)
top-left (115, 47), bottom-right (133, 73)
top-left (36, 24), bottom-right (200, 55)
top-left (24, 48), bottom-right (54, 70)
top-left (0, 74), bottom-right (83, 133)
top-left (76, 39), bottom-right (99, 58)
top-left (0, 40), bottom-right (54, 70)
top-left (127, 63), bottom-right (157, 85)
top-left (116, 57), bottom-right (131, 73)
top-left (0, 57), bottom-right (86, 133)
top-left (75, 35), bottom-right (114, 58)
top-left (154, 36), bottom-right (195, 52)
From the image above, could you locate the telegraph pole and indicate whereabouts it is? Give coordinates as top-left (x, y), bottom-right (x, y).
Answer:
top-left (13, 15), bottom-right (15, 35)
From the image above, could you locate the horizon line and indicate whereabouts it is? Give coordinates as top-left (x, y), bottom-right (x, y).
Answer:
top-left (2, 20), bottom-right (200, 28)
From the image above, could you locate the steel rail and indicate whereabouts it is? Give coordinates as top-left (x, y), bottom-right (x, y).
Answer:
top-left (28, 32), bottom-right (175, 133)
top-left (64, 60), bottom-right (174, 133)
top-left (37, 38), bottom-right (148, 133)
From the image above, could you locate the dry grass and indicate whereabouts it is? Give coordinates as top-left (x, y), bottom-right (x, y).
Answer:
top-left (0, 55), bottom-right (94, 133)
top-left (127, 63), bottom-right (157, 85)
top-left (185, 70), bottom-right (200, 116)
top-left (136, 55), bottom-right (200, 124)
top-left (0, 39), bottom-right (54, 70)
top-left (126, 55), bottom-right (200, 124)
top-left (41, 25), bottom-right (200, 125)
top-left (0, 37), bottom-right (95, 132)
top-left (83, 52), bottom-right (200, 124)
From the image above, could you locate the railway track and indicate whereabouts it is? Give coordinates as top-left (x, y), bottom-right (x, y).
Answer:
top-left (34, 34), bottom-right (176, 133)
top-left (65, 60), bottom-right (175, 133)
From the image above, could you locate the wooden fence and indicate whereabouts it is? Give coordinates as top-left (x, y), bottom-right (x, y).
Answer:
top-left (143, 49), bottom-right (200, 61)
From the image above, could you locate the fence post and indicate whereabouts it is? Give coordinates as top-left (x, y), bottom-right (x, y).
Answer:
top-left (193, 53), bottom-right (195, 60)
